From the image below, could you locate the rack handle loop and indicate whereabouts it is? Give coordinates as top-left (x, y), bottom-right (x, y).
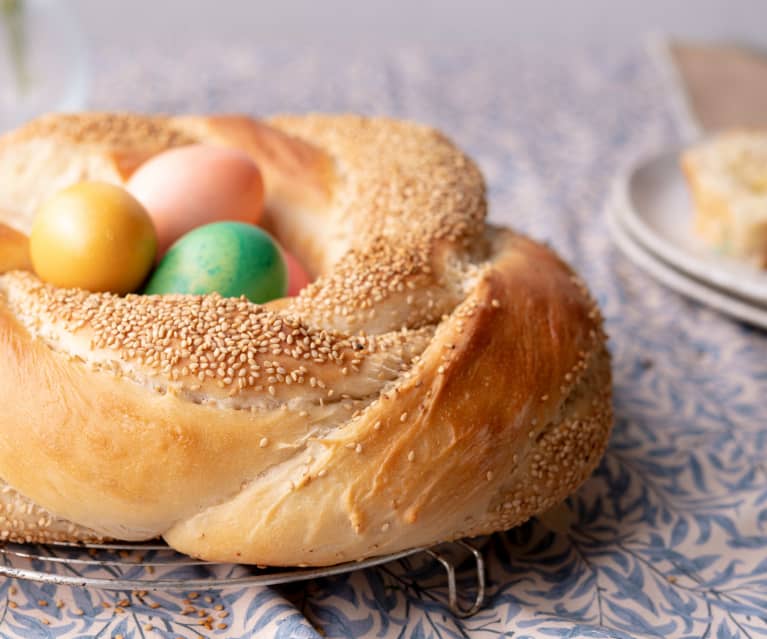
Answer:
top-left (426, 540), bottom-right (486, 618)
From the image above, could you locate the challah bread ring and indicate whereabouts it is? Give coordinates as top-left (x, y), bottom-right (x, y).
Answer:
top-left (0, 113), bottom-right (611, 565)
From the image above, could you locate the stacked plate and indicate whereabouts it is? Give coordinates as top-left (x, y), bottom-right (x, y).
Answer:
top-left (608, 149), bottom-right (767, 329)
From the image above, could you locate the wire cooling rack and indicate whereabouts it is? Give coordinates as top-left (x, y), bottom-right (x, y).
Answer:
top-left (0, 539), bottom-right (486, 618)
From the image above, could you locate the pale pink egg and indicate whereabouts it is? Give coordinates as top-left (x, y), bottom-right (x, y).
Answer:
top-left (127, 145), bottom-right (264, 256)
top-left (283, 250), bottom-right (311, 296)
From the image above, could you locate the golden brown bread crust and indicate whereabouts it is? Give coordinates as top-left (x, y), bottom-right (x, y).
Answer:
top-left (0, 222), bottom-right (31, 274)
top-left (0, 113), bottom-right (611, 565)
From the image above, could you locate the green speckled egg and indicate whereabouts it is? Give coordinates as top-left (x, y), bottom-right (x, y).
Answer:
top-left (144, 222), bottom-right (287, 303)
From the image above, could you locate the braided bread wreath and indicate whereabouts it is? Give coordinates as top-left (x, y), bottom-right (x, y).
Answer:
top-left (0, 113), bottom-right (612, 566)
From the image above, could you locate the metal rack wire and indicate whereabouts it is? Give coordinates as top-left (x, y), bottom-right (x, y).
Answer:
top-left (0, 538), bottom-right (486, 618)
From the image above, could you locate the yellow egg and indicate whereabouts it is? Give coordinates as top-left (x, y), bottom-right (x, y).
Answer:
top-left (30, 182), bottom-right (157, 294)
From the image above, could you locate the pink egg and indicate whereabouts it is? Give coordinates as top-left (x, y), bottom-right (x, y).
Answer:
top-left (127, 145), bottom-right (264, 256)
top-left (283, 250), bottom-right (311, 296)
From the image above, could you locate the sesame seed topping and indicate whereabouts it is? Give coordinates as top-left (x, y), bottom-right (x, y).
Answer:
top-left (0, 114), bottom-right (609, 556)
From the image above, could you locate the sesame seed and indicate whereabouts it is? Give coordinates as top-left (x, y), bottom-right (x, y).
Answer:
top-left (0, 114), bottom-right (610, 554)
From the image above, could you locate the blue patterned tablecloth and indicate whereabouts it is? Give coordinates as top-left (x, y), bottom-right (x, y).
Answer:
top-left (3, 41), bottom-right (767, 639)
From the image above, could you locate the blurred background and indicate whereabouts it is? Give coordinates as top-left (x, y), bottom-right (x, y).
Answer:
top-left (2, 0), bottom-right (765, 132)
top-left (71, 0), bottom-right (764, 50)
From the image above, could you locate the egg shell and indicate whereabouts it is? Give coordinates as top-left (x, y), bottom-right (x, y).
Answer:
top-left (30, 182), bottom-right (157, 294)
top-left (283, 250), bottom-right (311, 296)
top-left (127, 145), bottom-right (264, 256)
top-left (144, 221), bottom-right (287, 303)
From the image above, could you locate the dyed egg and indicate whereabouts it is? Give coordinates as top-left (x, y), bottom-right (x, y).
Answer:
top-left (127, 145), bottom-right (264, 256)
top-left (30, 182), bottom-right (157, 294)
top-left (144, 222), bottom-right (287, 303)
top-left (283, 250), bottom-right (311, 296)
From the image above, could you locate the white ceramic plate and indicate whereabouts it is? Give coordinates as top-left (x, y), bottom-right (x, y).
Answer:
top-left (607, 193), bottom-right (767, 330)
top-left (615, 149), bottom-right (767, 304)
